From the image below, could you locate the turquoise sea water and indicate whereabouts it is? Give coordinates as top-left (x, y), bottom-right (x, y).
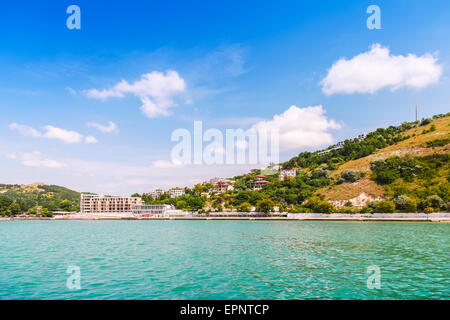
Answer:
top-left (0, 220), bottom-right (448, 300)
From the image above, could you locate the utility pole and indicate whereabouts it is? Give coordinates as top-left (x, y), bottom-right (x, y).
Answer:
top-left (415, 104), bottom-right (418, 122)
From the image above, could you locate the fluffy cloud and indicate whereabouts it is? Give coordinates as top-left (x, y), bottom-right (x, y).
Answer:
top-left (8, 123), bottom-right (41, 138)
top-left (9, 123), bottom-right (91, 144)
top-left (251, 105), bottom-right (341, 151)
top-left (84, 70), bottom-right (187, 118)
top-left (85, 136), bottom-right (98, 144)
top-left (86, 121), bottom-right (118, 134)
top-left (321, 44), bottom-right (442, 95)
top-left (42, 125), bottom-right (83, 144)
top-left (7, 151), bottom-right (66, 168)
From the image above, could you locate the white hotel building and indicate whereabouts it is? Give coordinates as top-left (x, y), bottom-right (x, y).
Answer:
top-left (170, 187), bottom-right (185, 198)
top-left (80, 194), bottom-right (143, 214)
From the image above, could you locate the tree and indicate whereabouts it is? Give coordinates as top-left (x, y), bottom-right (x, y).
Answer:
top-left (176, 200), bottom-right (187, 210)
top-left (422, 195), bottom-right (444, 210)
top-left (304, 196), bottom-right (335, 213)
top-left (238, 202), bottom-right (251, 212)
top-left (8, 200), bottom-right (21, 216)
top-left (394, 195), bottom-right (410, 211)
top-left (41, 208), bottom-right (53, 217)
top-left (374, 200), bottom-right (395, 213)
top-left (403, 198), bottom-right (417, 213)
top-left (59, 199), bottom-right (72, 211)
top-left (185, 195), bottom-right (205, 211)
top-left (0, 194), bottom-right (12, 215)
top-left (256, 199), bottom-right (274, 214)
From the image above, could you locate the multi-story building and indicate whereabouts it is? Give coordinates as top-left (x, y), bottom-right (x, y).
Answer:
top-left (149, 188), bottom-right (165, 199)
top-left (253, 174), bottom-right (268, 190)
top-left (170, 187), bottom-right (185, 198)
top-left (131, 204), bottom-right (185, 217)
top-left (209, 177), bottom-right (225, 185)
top-left (80, 194), bottom-right (143, 214)
top-left (214, 181), bottom-right (234, 193)
top-left (279, 169), bottom-right (296, 180)
top-left (253, 180), bottom-right (268, 190)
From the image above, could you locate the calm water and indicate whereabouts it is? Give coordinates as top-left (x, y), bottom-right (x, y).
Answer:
top-left (0, 221), bottom-right (448, 300)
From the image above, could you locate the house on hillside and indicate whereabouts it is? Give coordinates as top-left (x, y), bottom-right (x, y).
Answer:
top-left (215, 181), bottom-right (234, 193)
top-left (253, 175), bottom-right (268, 190)
top-left (169, 187), bottom-right (185, 198)
top-left (279, 169), bottom-right (296, 180)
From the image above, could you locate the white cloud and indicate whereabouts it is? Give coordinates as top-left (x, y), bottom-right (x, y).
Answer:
top-left (9, 123), bottom-right (93, 144)
top-left (86, 121), bottom-right (118, 134)
top-left (42, 125), bottom-right (84, 144)
top-left (85, 136), bottom-right (98, 144)
top-left (9, 123), bottom-right (42, 138)
top-left (251, 105), bottom-right (341, 151)
top-left (84, 70), bottom-right (187, 118)
top-left (321, 44), bottom-right (443, 95)
top-left (7, 151), bottom-right (66, 168)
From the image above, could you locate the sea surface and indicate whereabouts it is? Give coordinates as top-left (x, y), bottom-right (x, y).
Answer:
top-left (0, 220), bottom-right (448, 300)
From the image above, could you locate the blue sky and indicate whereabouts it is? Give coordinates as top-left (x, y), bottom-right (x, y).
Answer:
top-left (1, 0), bottom-right (449, 195)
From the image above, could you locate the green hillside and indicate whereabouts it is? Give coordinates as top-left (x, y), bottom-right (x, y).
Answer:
top-left (0, 183), bottom-right (80, 216)
top-left (170, 112), bottom-right (450, 214)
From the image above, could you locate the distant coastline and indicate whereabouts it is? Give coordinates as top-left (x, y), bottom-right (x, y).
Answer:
top-left (1, 212), bottom-right (450, 222)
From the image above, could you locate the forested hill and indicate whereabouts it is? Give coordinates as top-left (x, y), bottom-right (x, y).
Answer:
top-left (208, 112), bottom-right (449, 213)
top-left (141, 112), bottom-right (449, 214)
top-left (0, 183), bottom-right (80, 216)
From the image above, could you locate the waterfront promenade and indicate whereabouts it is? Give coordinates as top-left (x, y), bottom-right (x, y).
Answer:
top-left (1, 212), bottom-right (450, 222)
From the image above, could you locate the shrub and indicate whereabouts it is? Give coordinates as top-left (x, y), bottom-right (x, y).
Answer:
top-left (304, 197), bottom-right (335, 213)
top-left (338, 170), bottom-right (363, 184)
top-left (7, 200), bottom-right (21, 216)
top-left (426, 138), bottom-right (450, 148)
top-left (41, 208), bottom-right (53, 217)
top-left (256, 199), bottom-right (274, 213)
top-left (424, 207), bottom-right (434, 214)
top-left (288, 206), bottom-right (310, 213)
top-left (420, 195), bottom-right (444, 210)
top-left (393, 195), bottom-right (410, 210)
top-left (237, 202), bottom-right (251, 212)
top-left (374, 200), bottom-right (395, 213)
top-left (360, 206), bottom-right (372, 213)
top-left (403, 198), bottom-right (417, 212)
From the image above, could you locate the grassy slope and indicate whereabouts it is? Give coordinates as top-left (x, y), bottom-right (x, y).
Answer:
top-left (0, 183), bottom-right (80, 202)
top-left (317, 116), bottom-right (450, 201)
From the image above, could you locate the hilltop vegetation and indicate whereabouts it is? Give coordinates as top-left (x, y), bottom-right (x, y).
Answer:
top-left (145, 113), bottom-right (449, 214)
top-left (0, 183), bottom-right (80, 216)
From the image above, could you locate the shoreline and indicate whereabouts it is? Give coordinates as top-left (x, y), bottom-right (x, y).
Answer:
top-left (1, 214), bottom-right (450, 222)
